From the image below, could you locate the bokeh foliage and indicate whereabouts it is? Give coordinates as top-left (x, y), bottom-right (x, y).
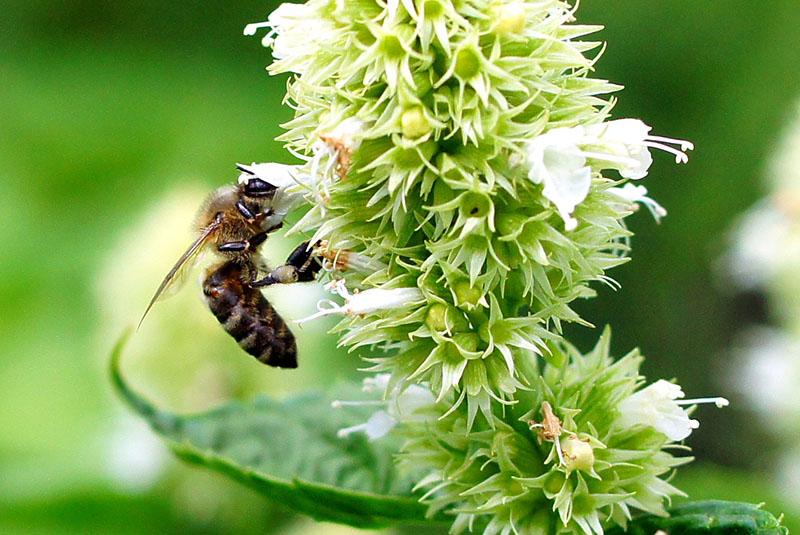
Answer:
top-left (1, 0), bottom-right (799, 533)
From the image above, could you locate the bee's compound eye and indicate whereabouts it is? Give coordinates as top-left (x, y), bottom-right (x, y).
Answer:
top-left (244, 178), bottom-right (276, 197)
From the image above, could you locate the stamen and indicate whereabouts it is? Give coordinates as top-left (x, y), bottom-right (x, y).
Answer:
top-left (646, 135), bottom-right (695, 152)
top-left (336, 423), bottom-right (369, 438)
top-left (295, 299), bottom-right (342, 325)
top-left (327, 279), bottom-right (350, 299)
top-left (554, 434), bottom-right (565, 466)
top-left (331, 400), bottom-right (385, 408)
top-left (676, 397), bottom-right (730, 408)
top-left (643, 141), bottom-right (690, 164)
top-left (643, 200), bottom-right (668, 218)
top-left (243, 21), bottom-right (270, 36)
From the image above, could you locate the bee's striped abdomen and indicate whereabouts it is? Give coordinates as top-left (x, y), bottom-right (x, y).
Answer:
top-left (203, 260), bottom-right (297, 368)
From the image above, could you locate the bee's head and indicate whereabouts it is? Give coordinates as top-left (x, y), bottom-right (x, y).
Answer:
top-left (242, 177), bottom-right (277, 198)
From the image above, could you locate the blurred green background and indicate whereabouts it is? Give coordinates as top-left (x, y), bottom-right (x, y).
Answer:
top-left (1, 0), bottom-right (798, 533)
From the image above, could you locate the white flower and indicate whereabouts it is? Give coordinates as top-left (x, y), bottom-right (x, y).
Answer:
top-left (725, 200), bottom-right (790, 290)
top-left (524, 126), bottom-right (593, 231)
top-left (244, 3), bottom-right (333, 70)
top-left (333, 374), bottom-right (435, 440)
top-left (236, 162), bottom-right (312, 226)
top-left (297, 117), bottom-right (368, 215)
top-left (105, 416), bottom-right (168, 492)
top-left (316, 241), bottom-right (387, 274)
top-left (584, 119), bottom-right (694, 179)
top-left (523, 119), bottom-right (692, 230)
top-left (317, 117), bottom-right (366, 154)
top-left (608, 183), bottom-right (668, 222)
top-left (312, 117), bottom-right (366, 176)
top-left (616, 379), bottom-right (729, 441)
top-left (296, 280), bottom-right (424, 324)
top-left (730, 327), bottom-right (800, 420)
top-left (236, 162), bottom-right (309, 189)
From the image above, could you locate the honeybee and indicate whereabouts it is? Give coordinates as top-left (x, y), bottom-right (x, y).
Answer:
top-left (139, 164), bottom-right (322, 368)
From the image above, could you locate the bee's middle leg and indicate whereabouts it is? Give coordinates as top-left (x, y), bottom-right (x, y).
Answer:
top-left (218, 232), bottom-right (268, 253)
top-left (250, 240), bottom-right (323, 288)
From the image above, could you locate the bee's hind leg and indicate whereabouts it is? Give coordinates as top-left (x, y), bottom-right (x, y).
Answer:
top-left (250, 240), bottom-right (322, 288)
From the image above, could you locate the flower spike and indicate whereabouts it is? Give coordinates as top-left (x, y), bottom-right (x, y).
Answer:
top-left (247, 0), bottom-right (700, 532)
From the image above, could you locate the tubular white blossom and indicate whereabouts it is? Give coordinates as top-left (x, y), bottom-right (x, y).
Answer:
top-left (524, 119), bottom-right (692, 229)
top-left (316, 242), bottom-right (387, 273)
top-left (524, 126), bottom-right (592, 231)
top-left (725, 201), bottom-right (790, 290)
top-left (608, 183), bottom-right (668, 222)
top-left (585, 119), bottom-right (694, 179)
top-left (297, 280), bottom-right (424, 324)
top-left (333, 374), bottom-right (435, 440)
top-left (317, 117), bottom-right (366, 154)
top-left (244, 3), bottom-right (333, 68)
top-left (305, 117), bottom-right (367, 214)
top-left (236, 162), bottom-right (313, 225)
top-left (236, 162), bottom-right (310, 189)
top-left (615, 379), bottom-right (728, 441)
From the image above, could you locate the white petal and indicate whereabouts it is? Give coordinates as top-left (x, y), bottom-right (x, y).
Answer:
top-left (608, 183), bottom-right (667, 221)
top-left (541, 165), bottom-right (592, 230)
top-left (364, 410), bottom-right (397, 440)
top-left (362, 373), bottom-right (391, 394)
top-left (322, 117), bottom-right (366, 150)
top-left (236, 162), bottom-right (309, 189)
top-left (617, 380), bottom-right (697, 441)
top-left (524, 127), bottom-right (592, 230)
top-left (393, 384), bottom-right (435, 417)
top-left (346, 287), bottom-right (424, 315)
top-left (619, 147), bottom-right (653, 180)
top-left (587, 119), bottom-right (651, 145)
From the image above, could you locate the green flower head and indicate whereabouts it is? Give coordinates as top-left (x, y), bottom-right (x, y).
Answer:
top-left (245, 0), bottom-right (691, 405)
top-left (243, 1), bottom-right (702, 532)
top-left (398, 330), bottom-right (727, 534)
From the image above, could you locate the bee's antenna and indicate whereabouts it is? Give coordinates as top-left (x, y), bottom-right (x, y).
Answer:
top-left (236, 163), bottom-right (255, 175)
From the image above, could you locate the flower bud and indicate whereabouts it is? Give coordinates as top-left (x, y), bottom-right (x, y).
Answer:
top-left (401, 107), bottom-right (432, 139)
top-left (454, 47), bottom-right (481, 79)
top-left (453, 280), bottom-right (484, 309)
top-left (496, 211), bottom-right (528, 236)
top-left (426, 303), bottom-right (468, 332)
top-left (561, 435), bottom-right (594, 472)
top-left (426, 303), bottom-right (449, 331)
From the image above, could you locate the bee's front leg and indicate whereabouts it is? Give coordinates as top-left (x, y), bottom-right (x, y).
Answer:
top-left (236, 202), bottom-right (284, 233)
top-left (250, 240), bottom-right (323, 288)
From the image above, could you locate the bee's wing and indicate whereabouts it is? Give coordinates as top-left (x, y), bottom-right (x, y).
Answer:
top-left (137, 221), bottom-right (221, 329)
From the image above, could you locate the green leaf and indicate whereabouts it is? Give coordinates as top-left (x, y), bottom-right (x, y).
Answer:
top-left (109, 331), bottom-right (442, 529)
top-left (608, 500), bottom-right (788, 535)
